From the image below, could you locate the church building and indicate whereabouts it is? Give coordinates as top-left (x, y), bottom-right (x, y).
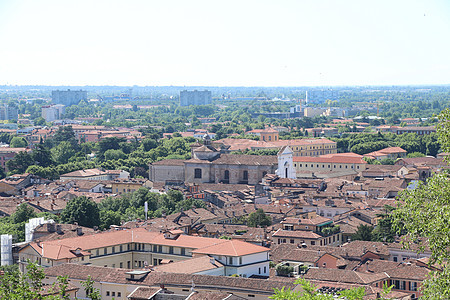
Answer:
top-left (149, 134), bottom-right (277, 185)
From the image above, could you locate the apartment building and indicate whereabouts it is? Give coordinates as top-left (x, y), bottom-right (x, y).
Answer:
top-left (19, 228), bottom-right (270, 278)
top-left (293, 153), bottom-right (367, 176)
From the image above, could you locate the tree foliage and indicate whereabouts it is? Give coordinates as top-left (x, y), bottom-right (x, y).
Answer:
top-left (391, 108), bottom-right (450, 298)
top-left (247, 209), bottom-right (272, 227)
top-left (60, 196), bottom-right (100, 228)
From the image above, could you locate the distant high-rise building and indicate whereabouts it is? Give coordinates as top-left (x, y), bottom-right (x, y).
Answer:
top-left (179, 90), bottom-right (212, 106)
top-left (52, 89), bottom-right (87, 106)
top-left (0, 104), bottom-right (18, 120)
top-left (306, 89), bottom-right (339, 104)
top-left (42, 104), bottom-right (65, 122)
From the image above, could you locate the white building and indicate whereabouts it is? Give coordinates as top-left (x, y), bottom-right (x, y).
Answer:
top-left (179, 90), bottom-right (212, 106)
top-left (42, 104), bottom-right (65, 122)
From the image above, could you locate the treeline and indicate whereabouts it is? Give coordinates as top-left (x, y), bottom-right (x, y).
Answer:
top-left (6, 126), bottom-right (194, 180)
top-left (332, 132), bottom-right (440, 156)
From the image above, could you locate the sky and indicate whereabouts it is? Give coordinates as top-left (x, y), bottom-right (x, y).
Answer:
top-left (0, 0), bottom-right (449, 87)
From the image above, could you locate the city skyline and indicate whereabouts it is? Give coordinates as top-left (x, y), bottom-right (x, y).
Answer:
top-left (0, 0), bottom-right (449, 87)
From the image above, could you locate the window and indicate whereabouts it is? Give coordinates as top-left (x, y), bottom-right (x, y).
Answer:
top-left (127, 261), bottom-right (130, 268)
top-left (158, 245), bottom-right (162, 253)
top-left (264, 266), bottom-right (267, 273)
top-left (104, 248), bottom-right (107, 255)
top-left (224, 170), bottom-right (230, 180)
top-left (120, 262), bottom-right (123, 268)
top-left (112, 246), bottom-right (115, 253)
top-left (194, 168), bottom-right (202, 178)
top-left (410, 281), bottom-right (417, 291)
top-left (96, 249), bottom-right (99, 256)
top-left (181, 248), bottom-right (185, 256)
top-left (112, 292), bottom-right (115, 297)
top-left (259, 267), bottom-right (261, 274)
top-left (239, 257), bottom-right (242, 264)
top-left (118, 292), bottom-right (121, 297)
top-left (393, 256), bottom-right (398, 262)
top-left (169, 246), bottom-right (173, 254)
top-left (243, 170), bottom-right (248, 181)
top-left (290, 239), bottom-right (294, 244)
top-left (106, 291), bottom-right (110, 296)
top-left (311, 241), bottom-right (316, 245)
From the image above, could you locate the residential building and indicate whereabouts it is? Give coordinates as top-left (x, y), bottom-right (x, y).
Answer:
top-left (272, 215), bottom-right (342, 247)
top-left (43, 263), bottom-right (291, 300)
top-left (111, 178), bottom-right (152, 195)
top-left (19, 228), bottom-right (270, 278)
top-left (245, 128), bottom-right (279, 142)
top-left (52, 89), bottom-right (87, 106)
top-left (363, 147), bottom-right (407, 161)
top-left (293, 153), bottom-right (367, 178)
top-left (395, 126), bottom-right (436, 135)
top-left (303, 107), bottom-right (327, 117)
top-left (0, 147), bottom-right (31, 171)
top-left (42, 104), bottom-right (65, 122)
top-left (306, 89), bottom-right (339, 104)
top-left (0, 104), bottom-right (18, 120)
top-left (179, 90), bottom-right (212, 106)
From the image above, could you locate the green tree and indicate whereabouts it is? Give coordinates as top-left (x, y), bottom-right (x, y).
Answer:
top-left (52, 141), bottom-right (76, 164)
top-left (60, 196), bottom-right (100, 228)
top-left (6, 151), bottom-right (34, 174)
top-left (9, 136), bottom-right (28, 148)
top-left (406, 152), bottom-right (426, 158)
top-left (12, 203), bottom-right (36, 224)
top-left (81, 275), bottom-right (101, 300)
top-left (352, 224), bottom-right (373, 241)
top-left (391, 108), bottom-right (450, 299)
top-left (247, 209), bottom-right (272, 227)
top-left (32, 144), bottom-right (54, 167)
top-left (104, 149), bottom-right (126, 161)
top-left (99, 210), bottom-right (121, 230)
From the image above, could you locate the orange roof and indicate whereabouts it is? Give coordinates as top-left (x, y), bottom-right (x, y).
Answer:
top-left (24, 228), bottom-right (269, 259)
top-left (192, 239), bottom-right (269, 257)
top-left (293, 155), bottom-right (366, 164)
top-left (29, 243), bottom-right (91, 260)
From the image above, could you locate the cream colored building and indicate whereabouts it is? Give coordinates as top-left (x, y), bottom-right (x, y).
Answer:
top-left (19, 228), bottom-right (270, 278)
top-left (293, 153), bottom-right (367, 176)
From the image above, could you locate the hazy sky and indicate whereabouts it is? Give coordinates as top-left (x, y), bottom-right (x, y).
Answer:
top-left (0, 0), bottom-right (449, 86)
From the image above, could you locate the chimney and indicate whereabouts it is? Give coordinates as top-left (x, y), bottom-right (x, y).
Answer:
top-left (56, 224), bottom-right (62, 234)
top-left (76, 227), bottom-right (83, 236)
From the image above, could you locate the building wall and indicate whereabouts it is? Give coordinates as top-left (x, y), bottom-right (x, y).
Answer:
top-left (149, 165), bottom-right (185, 183)
top-left (294, 161), bottom-right (365, 174)
top-left (52, 90), bottom-right (87, 106)
top-left (179, 90), bottom-right (212, 106)
top-left (112, 183), bottom-right (143, 194)
top-left (287, 142), bottom-right (337, 157)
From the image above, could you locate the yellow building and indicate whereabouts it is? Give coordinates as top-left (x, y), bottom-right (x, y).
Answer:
top-left (269, 138), bottom-right (337, 157)
top-left (111, 178), bottom-right (152, 195)
top-left (246, 128), bottom-right (279, 142)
